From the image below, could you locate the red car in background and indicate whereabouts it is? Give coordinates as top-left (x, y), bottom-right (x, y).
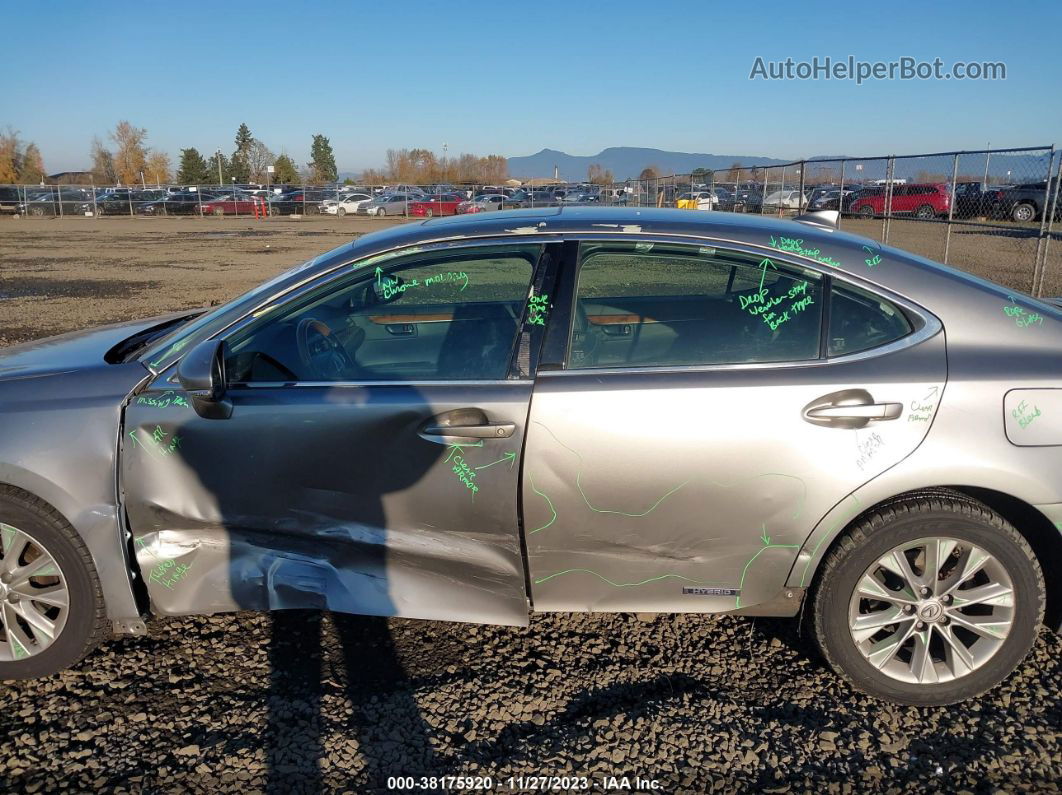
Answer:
top-left (848, 183), bottom-right (951, 219)
top-left (408, 193), bottom-right (465, 217)
top-left (200, 194), bottom-right (268, 216)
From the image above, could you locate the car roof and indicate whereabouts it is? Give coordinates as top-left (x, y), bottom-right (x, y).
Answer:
top-left (336, 206), bottom-right (878, 264)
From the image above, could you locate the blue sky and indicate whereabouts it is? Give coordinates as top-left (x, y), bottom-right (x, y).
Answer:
top-left (2, 1), bottom-right (1060, 173)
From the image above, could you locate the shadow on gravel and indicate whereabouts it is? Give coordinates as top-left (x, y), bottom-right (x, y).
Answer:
top-left (264, 612), bottom-right (436, 793)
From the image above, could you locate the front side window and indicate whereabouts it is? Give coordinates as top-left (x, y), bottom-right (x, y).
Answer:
top-left (225, 244), bottom-right (541, 383)
top-left (568, 243), bottom-right (824, 369)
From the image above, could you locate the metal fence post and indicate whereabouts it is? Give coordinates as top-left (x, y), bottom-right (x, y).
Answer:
top-left (1035, 155), bottom-right (1062, 297)
top-left (837, 160), bottom-right (846, 229)
top-left (128, 187), bottom-right (134, 218)
top-left (1033, 150), bottom-right (1062, 297)
top-left (798, 161), bottom-right (806, 212)
top-left (197, 186), bottom-right (203, 217)
top-left (56, 184), bottom-right (64, 219)
top-left (882, 158), bottom-right (895, 243)
top-left (91, 180), bottom-right (98, 218)
top-left (1032, 146), bottom-right (1057, 294)
top-left (943, 153), bottom-right (960, 264)
top-left (761, 167), bottom-right (768, 215)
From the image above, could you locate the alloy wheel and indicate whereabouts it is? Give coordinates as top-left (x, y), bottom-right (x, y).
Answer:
top-left (848, 537), bottom-right (1014, 685)
top-left (0, 522), bottom-right (69, 661)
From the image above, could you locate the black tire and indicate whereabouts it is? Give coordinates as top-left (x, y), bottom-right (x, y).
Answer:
top-left (0, 487), bottom-right (108, 679)
top-left (212, 207), bottom-right (224, 217)
top-left (426, 208), bottom-right (433, 217)
top-left (812, 493), bottom-right (1044, 705)
top-left (337, 207), bottom-right (346, 217)
top-left (29, 206), bottom-right (47, 217)
top-left (857, 204), bottom-right (874, 219)
top-left (1011, 202), bottom-right (1036, 223)
top-left (376, 208), bottom-right (385, 217)
top-left (914, 204), bottom-right (935, 219)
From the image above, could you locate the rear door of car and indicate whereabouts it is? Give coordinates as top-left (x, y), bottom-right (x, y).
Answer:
top-left (522, 238), bottom-right (946, 614)
top-left (122, 239), bottom-right (559, 626)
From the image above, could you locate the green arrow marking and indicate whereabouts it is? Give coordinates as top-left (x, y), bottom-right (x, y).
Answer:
top-left (760, 524), bottom-right (771, 545)
top-left (758, 258), bottom-right (777, 291)
top-left (444, 440), bottom-right (484, 462)
top-left (375, 266), bottom-right (383, 285)
top-left (475, 452), bottom-right (516, 471)
top-left (924, 385), bottom-right (939, 400)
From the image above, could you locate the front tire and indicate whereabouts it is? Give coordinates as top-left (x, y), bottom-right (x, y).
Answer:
top-left (914, 204), bottom-right (935, 219)
top-left (0, 487), bottom-right (108, 679)
top-left (812, 494), bottom-right (1044, 705)
top-left (337, 207), bottom-right (346, 217)
top-left (376, 208), bottom-right (385, 217)
top-left (857, 204), bottom-right (874, 219)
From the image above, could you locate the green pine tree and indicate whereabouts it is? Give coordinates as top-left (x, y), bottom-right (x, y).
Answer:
top-left (230, 123), bottom-right (253, 183)
top-left (308, 134), bottom-right (337, 183)
top-left (175, 147), bottom-right (212, 185)
top-left (272, 154), bottom-right (299, 184)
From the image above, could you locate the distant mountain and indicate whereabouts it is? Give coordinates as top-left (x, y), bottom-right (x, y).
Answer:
top-left (507, 147), bottom-right (791, 181)
top-left (340, 148), bottom-right (1053, 185)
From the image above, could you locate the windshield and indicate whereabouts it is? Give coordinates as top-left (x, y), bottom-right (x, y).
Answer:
top-left (138, 242), bottom-right (355, 371)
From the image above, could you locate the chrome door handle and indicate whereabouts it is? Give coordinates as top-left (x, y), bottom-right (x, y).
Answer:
top-left (802, 389), bottom-right (902, 429)
top-left (805, 403), bottom-right (903, 420)
top-left (423, 423), bottom-right (516, 438)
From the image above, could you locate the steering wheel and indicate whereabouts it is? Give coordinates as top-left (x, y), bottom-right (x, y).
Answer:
top-left (295, 317), bottom-right (357, 380)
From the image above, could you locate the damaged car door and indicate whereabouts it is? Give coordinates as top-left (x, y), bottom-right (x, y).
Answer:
top-left (121, 242), bottom-right (550, 626)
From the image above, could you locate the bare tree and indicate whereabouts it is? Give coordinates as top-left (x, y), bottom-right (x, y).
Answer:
top-left (90, 136), bottom-right (117, 185)
top-left (246, 139), bottom-right (275, 183)
top-left (588, 163), bottom-right (614, 185)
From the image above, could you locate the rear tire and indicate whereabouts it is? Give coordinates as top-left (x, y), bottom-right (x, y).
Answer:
top-left (915, 204), bottom-right (935, 219)
top-left (857, 205), bottom-right (874, 219)
top-left (1011, 202), bottom-right (1036, 223)
top-left (812, 494), bottom-right (1044, 705)
top-left (377, 208), bottom-right (386, 217)
top-left (0, 487), bottom-right (108, 679)
top-left (337, 208), bottom-right (346, 217)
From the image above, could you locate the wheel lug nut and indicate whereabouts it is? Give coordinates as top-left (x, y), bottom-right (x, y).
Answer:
top-left (916, 621), bottom-right (925, 630)
top-left (940, 617), bottom-right (949, 626)
top-left (903, 604), bottom-right (914, 613)
top-left (919, 586), bottom-right (930, 596)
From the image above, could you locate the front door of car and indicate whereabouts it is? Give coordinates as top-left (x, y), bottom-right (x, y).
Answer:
top-left (523, 240), bottom-right (946, 614)
top-left (122, 241), bottom-right (554, 626)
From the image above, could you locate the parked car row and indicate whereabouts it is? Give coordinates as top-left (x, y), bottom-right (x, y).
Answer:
top-left (4, 178), bottom-right (1059, 224)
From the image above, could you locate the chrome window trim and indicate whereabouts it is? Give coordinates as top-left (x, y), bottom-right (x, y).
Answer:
top-left (558, 235), bottom-right (942, 375)
top-left (228, 379), bottom-right (533, 389)
top-left (213, 237), bottom-right (546, 344)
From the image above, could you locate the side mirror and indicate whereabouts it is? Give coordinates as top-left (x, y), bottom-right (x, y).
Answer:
top-left (176, 338), bottom-right (232, 419)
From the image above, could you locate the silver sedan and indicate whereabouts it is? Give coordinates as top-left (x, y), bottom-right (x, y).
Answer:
top-left (0, 207), bottom-right (1057, 705)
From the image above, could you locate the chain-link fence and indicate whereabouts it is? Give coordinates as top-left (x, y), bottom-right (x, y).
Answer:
top-left (607, 145), bottom-right (1061, 297)
top-left (2, 145), bottom-right (1060, 295)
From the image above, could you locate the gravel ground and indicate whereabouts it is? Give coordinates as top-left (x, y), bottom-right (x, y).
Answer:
top-left (0, 215), bottom-right (1060, 793)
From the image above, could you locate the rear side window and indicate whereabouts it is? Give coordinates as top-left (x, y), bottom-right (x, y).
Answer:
top-left (569, 243), bottom-right (824, 369)
top-left (829, 283), bottom-right (912, 356)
